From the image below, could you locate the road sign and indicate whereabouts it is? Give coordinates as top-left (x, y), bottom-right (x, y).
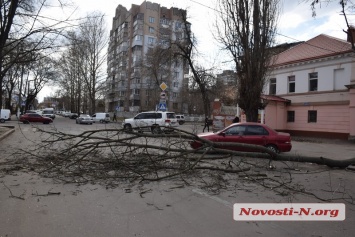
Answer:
top-left (160, 82), bottom-right (167, 91)
top-left (160, 91), bottom-right (166, 99)
top-left (158, 103), bottom-right (167, 111)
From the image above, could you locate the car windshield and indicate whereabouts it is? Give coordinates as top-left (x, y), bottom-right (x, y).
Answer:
top-left (43, 110), bottom-right (53, 114)
top-left (80, 114), bottom-right (90, 117)
top-left (167, 113), bottom-right (175, 118)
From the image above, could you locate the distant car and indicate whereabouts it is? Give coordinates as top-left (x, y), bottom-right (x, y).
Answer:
top-left (92, 113), bottom-right (110, 123)
top-left (20, 113), bottom-right (53, 124)
top-left (190, 122), bottom-right (292, 153)
top-left (122, 111), bottom-right (178, 134)
top-left (69, 113), bottom-right (78, 119)
top-left (42, 108), bottom-right (56, 120)
top-left (76, 114), bottom-right (93, 124)
top-left (176, 114), bottom-right (185, 125)
top-left (0, 109), bottom-right (11, 123)
top-left (63, 112), bottom-right (71, 117)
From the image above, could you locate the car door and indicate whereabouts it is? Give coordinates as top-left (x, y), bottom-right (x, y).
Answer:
top-left (217, 125), bottom-right (247, 151)
top-left (134, 113), bottom-right (147, 128)
top-left (243, 125), bottom-right (270, 147)
top-left (28, 114), bottom-right (36, 122)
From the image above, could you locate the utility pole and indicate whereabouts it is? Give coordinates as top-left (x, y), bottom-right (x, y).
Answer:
top-left (17, 63), bottom-right (25, 117)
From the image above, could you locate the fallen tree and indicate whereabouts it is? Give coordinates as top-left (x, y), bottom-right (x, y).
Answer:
top-left (4, 126), bottom-right (354, 203)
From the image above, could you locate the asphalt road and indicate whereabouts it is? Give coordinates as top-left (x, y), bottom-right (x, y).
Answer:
top-left (1, 116), bottom-right (355, 237)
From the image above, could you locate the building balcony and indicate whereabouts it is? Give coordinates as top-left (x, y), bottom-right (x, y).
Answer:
top-left (129, 94), bottom-right (140, 100)
top-left (132, 40), bottom-right (143, 47)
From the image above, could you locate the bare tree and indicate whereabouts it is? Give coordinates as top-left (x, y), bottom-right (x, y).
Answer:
top-left (141, 45), bottom-right (172, 111)
top-left (24, 56), bottom-right (58, 110)
top-left (56, 32), bottom-right (83, 114)
top-left (0, 0), bottom-right (76, 111)
top-left (215, 0), bottom-right (280, 122)
top-left (170, 11), bottom-right (214, 117)
top-left (78, 13), bottom-right (108, 114)
top-left (55, 13), bottom-right (108, 115)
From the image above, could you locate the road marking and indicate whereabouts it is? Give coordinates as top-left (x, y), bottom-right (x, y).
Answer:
top-left (192, 188), bottom-right (233, 209)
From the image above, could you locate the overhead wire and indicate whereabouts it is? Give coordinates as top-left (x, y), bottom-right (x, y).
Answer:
top-left (189, 0), bottom-right (354, 55)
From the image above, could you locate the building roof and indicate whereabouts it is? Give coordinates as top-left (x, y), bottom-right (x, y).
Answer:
top-left (261, 94), bottom-right (290, 103)
top-left (272, 34), bottom-right (353, 67)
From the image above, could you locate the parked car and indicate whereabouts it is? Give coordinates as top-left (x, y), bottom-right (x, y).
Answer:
top-left (20, 113), bottom-right (53, 124)
top-left (92, 113), bottom-right (110, 123)
top-left (122, 111), bottom-right (178, 134)
top-left (0, 109), bottom-right (11, 123)
top-left (63, 112), bottom-right (71, 117)
top-left (42, 108), bottom-right (56, 120)
top-left (76, 114), bottom-right (93, 124)
top-left (176, 114), bottom-right (185, 125)
top-left (69, 113), bottom-right (78, 119)
top-left (190, 122), bottom-right (292, 153)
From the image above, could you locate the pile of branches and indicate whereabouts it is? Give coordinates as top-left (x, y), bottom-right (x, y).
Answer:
top-left (18, 127), bottom-right (354, 202)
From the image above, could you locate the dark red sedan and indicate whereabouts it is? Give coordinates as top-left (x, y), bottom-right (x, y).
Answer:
top-left (20, 113), bottom-right (53, 124)
top-left (191, 122), bottom-right (292, 153)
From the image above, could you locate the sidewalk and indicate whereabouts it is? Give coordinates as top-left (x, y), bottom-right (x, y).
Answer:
top-left (0, 125), bottom-right (15, 142)
top-left (289, 138), bottom-right (355, 160)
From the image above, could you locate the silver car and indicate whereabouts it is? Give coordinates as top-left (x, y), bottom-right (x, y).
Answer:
top-left (76, 114), bottom-right (93, 125)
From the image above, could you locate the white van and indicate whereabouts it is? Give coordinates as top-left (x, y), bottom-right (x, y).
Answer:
top-left (0, 109), bottom-right (11, 123)
top-left (42, 108), bottom-right (56, 119)
top-left (92, 113), bottom-right (110, 123)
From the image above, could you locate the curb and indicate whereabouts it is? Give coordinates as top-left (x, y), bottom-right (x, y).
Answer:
top-left (0, 125), bottom-right (15, 142)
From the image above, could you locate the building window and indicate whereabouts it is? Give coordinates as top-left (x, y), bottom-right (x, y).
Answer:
top-left (148, 37), bottom-right (155, 44)
top-left (308, 110), bottom-right (317, 123)
top-left (174, 72), bottom-right (179, 79)
top-left (149, 27), bottom-right (154, 33)
top-left (149, 16), bottom-right (155, 23)
top-left (173, 92), bottom-right (177, 98)
top-left (173, 81), bottom-right (179, 87)
top-left (160, 18), bottom-right (168, 25)
top-left (132, 89), bottom-right (140, 95)
top-left (173, 103), bottom-right (178, 110)
top-left (309, 72), bottom-right (318, 91)
top-left (287, 111), bottom-right (295, 122)
top-left (135, 35), bottom-right (142, 41)
top-left (269, 78), bottom-right (276, 95)
top-left (288, 76), bottom-right (295, 93)
top-left (175, 22), bottom-right (181, 29)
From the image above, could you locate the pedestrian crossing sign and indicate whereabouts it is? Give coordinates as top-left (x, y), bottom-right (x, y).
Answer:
top-left (158, 103), bottom-right (167, 111)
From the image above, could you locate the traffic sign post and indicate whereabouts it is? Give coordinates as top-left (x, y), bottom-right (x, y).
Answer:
top-left (158, 82), bottom-right (168, 111)
top-left (158, 103), bottom-right (167, 111)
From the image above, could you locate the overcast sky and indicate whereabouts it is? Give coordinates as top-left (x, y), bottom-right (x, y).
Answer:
top-left (38, 0), bottom-right (355, 101)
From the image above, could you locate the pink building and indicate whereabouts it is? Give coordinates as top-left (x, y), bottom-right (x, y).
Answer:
top-left (265, 34), bottom-right (355, 140)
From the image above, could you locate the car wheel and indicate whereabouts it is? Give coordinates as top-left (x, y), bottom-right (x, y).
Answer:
top-left (265, 144), bottom-right (279, 154)
top-left (0, 118), bottom-right (5, 123)
top-left (178, 121), bottom-right (183, 125)
top-left (76, 120), bottom-right (78, 124)
top-left (23, 120), bottom-right (29, 124)
top-left (151, 125), bottom-right (161, 134)
top-left (124, 124), bottom-right (132, 132)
